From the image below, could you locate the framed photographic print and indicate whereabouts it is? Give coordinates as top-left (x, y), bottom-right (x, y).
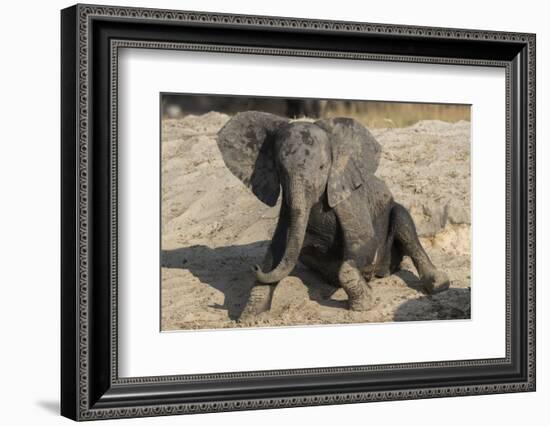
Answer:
top-left (61, 4), bottom-right (536, 421)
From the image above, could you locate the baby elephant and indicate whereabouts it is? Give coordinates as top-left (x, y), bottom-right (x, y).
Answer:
top-left (216, 111), bottom-right (450, 320)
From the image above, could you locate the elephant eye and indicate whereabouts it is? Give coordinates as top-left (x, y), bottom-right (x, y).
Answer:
top-left (319, 164), bottom-right (325, 170)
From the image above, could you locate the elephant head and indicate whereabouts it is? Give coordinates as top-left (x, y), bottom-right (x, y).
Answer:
top-left (216, 111), bottom-right (381, 283)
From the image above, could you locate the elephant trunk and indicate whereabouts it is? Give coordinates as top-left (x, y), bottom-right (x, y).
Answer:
top-left (254, 185), bottom-right (309, 284)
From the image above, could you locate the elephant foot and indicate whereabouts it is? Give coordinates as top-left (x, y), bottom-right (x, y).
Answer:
top-left (238, 284), bottom-right (274, 322)
top-left (422, 270), bottom-right (451, 294)
top-left (339, 261), bottom-right (375, 312)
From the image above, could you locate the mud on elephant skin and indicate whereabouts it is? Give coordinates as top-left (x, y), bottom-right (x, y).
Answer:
top-left (216, 111), bottom-right (450, 321)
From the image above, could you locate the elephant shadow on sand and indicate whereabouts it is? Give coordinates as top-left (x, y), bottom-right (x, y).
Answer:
top-left (162, 243), bottom-right (265, 321)
top-left (393, 287), bottom-right (471, 322)
top-left (161, 241), bottom-right (433, 321)
top-left (162, 241), bottom-right (342, 321)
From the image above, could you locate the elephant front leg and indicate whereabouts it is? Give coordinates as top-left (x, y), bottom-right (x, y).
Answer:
top-left (301, 246), bottom-right (374, 311)
top-left (337, 239), bottom-right (382, 311)
top-left (299, 246), bottom-right (373, 311)
top-left (334, 201), bottom-right (378, 312)
top-left (239, 204), bottom-right (288, 322)
top-left (239, 250), bottom-right (277, 322)
top-left (338, 260), bottom-right (374, 311)
top-left (239, 284), bottom-right (275, 321)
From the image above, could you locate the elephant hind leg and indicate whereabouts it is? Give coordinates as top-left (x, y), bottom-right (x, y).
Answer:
top-left (374, 241), bottom-right (404, 278)
top-left (373, 221), bottom-right (404, 278)
top-left (391, 203), bottom-right (450, 294)
top-left (239, 204), bottom-right (287, 322)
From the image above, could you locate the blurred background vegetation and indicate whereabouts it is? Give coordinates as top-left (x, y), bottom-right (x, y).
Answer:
top-left (162, 94), bottom-right (470, 128)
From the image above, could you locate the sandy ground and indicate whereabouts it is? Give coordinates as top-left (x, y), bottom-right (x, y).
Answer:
top-left (161, 113), bottom-right (471, 330)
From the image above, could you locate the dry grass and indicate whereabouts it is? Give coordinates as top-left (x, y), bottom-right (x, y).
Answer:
top-left (322, 101), bottom-right (470, 128)
top-left (163, 95), bottom-right (470, 129)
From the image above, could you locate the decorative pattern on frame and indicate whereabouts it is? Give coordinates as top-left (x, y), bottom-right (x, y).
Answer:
top-left (73, 4), bottom-right (535, 420)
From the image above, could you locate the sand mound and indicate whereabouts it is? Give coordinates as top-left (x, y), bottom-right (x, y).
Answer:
top-left (161, 113), bottom-right (471, 330)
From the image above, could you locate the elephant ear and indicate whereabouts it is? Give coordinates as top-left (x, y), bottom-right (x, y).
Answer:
top-left (216, 111), bottom-right (289, 206)
top-left (315, 117), bottom-right (381, 208)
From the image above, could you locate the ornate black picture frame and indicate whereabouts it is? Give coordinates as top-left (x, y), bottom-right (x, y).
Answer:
top-left (61, 3), bottom-right (536, 421)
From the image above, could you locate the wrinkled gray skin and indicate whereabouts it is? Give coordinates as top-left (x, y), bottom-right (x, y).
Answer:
top-left (216, 111), bottom-right (450, 320)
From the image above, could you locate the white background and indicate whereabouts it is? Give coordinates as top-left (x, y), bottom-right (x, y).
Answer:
top-left (0, 0), bottom-right (547, 425)
top-left (119, 49), bottom-right (505, 377)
